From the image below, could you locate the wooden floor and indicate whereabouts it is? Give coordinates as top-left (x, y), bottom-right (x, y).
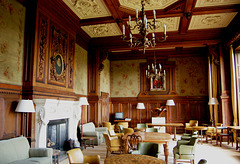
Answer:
top-left (60, 134), bottom-right (240, 164)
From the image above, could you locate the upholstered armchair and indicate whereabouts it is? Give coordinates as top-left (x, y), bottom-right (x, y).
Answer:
top-left (205, 123), bottom-right (223, 144)
top-left (67, 148), bottom-right (100, 164)
top-left (103, 133), bottom-right (123, 157)
top-left (181, 130), bottom-right (198, 140)
top-left (81, 122), bottom-right (108, 145)
top-left (173, 137), bottom-right (198, 164)
top-left (108, 130), bottom-right (124, 138)
top-left (123, 128), bottom-right (134, 134)
top-left (103, 122), bottom-right (115, 131)
top-left (145, 128), bottom-right (158, 132)
top-left (185, 120), bottom-right (198, 133)
top-left (131, 142), bottom-right (160, 157)
top-left (116, 122), bottom-right (129, 132)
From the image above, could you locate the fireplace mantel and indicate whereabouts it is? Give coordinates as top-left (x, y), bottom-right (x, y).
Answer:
top-left (33, 99), bottom-right (81, 148)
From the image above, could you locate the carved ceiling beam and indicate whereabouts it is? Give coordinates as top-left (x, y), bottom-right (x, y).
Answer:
top-left (179, 0), bottom-right (197, 34)
top-left (79, 16), bottom-right (115, 26)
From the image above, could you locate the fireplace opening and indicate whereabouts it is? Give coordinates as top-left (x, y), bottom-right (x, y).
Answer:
top-left (47, 119), bottom-right (69, 150)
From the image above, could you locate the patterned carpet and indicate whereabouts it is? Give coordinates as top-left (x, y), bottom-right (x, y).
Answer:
top-left (60, 134), bottom-right (240, 164)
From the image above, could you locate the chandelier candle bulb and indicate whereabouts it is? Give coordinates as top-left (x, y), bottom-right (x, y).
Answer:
top-left (153, 10), bottom-right (156, 19)
top-left (136, 9), bottom-right (138, 19)
top-left (152, 33), bottom-right (155, 38)
top-left (129, 16), bottom-right (131, 26)
top-left (146, 70), bottom-right (148, 76)
top-left (123, 24), bottom-right (125, 35)
top-left (164, 24), bottom-right (167, 35)
top-left (148, 65), bottom-right (150, 70)
top-left (164, 70), bottom-right (166, 75)
top-left (159, 64), bottom-right (162, 71)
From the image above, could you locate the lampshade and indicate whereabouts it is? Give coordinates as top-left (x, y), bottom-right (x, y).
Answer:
top-left (208, 97), bottom-right (219, 105)
top-left (166, 99), bottom-right (175, 106)
top-left (136, 103), bottom-right (145, 109)
top-left (15, 100), bottom-right (35, 113)
top-left (79, 97), bottom-right (89, 106)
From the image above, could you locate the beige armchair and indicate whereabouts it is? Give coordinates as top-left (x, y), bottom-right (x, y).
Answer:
top-left (67, 148), bottom-right (100, 164)
top-left (103, 133), bottom-right (123, 157)
top-left (185, 120), bottom-right (198, 133)
top-left (116, 122), bottom-right (129, 132)
top-left (103, 122), bottom-right (115, 131)
top-left (205, 123), bottom-right (223, 144)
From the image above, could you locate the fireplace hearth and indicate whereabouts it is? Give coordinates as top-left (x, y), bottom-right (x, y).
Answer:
top-left (47, 119), bottom-right (68, 150)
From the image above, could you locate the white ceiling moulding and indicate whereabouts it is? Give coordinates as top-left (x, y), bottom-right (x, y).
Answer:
top-left (195, 0), bottom-right (240, 8)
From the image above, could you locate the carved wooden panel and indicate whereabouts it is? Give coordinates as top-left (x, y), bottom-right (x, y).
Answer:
top-left (68, 35), bottom-right (75, 89)
top-left (36, 13), bottom-right (48, 83)
top-left (101, 92), bottom-right (109, 122)
top-left (48, 22), bottom-right (68, 87)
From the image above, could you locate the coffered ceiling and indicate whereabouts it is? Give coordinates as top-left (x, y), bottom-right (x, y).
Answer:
top-left (62, 0), bottom-right (240, 54)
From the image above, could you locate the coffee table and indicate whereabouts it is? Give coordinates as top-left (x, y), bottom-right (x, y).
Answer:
top-left (81, 136), bottom-right (94, 149)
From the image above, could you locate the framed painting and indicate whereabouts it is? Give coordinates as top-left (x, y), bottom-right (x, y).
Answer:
top-left (55, 54), bottom-right (63, 76)
top-left (150, 74), bottom-right (166, 91)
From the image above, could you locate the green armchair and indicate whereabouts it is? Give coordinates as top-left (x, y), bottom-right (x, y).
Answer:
top-left (181, 130), bottom-right (198, 140)
top-left (131, 142), bottom-right (160, 157)
top-left (173, 137), bottom-right (198, 163)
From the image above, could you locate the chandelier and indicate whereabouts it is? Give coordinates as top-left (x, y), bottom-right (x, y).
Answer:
top-left (122, 0), bottom-right (167, 54)
top-left (146, 51), bottom-right (165, 81)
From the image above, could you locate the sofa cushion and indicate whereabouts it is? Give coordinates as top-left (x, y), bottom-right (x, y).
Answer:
top-left (11, 137), bottom-right (30, 159)
top-left (0, 139), bottom-right (19, 164)
top-left (9, 157), bottom-right (52, 164)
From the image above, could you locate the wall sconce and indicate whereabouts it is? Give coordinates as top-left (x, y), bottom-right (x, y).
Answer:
top-left (15, 100), bottom-right (35, 137)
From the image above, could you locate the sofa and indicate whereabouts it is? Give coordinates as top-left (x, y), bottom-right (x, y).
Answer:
top-left (0, 136), bottom-right (53, 164)
top-left (81, 122), bottom-right (108, 145)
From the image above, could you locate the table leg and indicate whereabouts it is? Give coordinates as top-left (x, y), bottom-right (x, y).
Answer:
top-left (201, 130), bottom-right (203, 144)
top-left (173, 127), bottom-right (177, 141)
top-left (163, 143), bottom-right (169, 163)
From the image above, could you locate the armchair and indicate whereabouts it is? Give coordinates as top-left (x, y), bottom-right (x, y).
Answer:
top-left (67, 148), bottom-right (100, 164)
top-left (103, 133), bottom-right (123, 157)
top-left (131, 142), bottom-right (160, 157)
top-left (173, 137), bottom-right (198, 164)
top-left (103, 122), bottom-right (115, 131)
top-left (108, 130), bottom-right (124, 138)
top-left (181, 131), bottom-right (198, 140)
top-left (81, 122), bottom-right (108, 145)
top-left (116, 122), bottom-right (128, 132)
top-left (185, 120), bottom-right (198, 133)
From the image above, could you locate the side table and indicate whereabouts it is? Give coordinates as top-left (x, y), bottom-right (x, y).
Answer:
top-left (52, 149), bottom-right (60, 164)
top-left (82, 136), bottom-right (94, 149)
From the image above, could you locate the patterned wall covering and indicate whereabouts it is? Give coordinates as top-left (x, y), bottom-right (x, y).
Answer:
top-left (100, 59), bottom-right (110, 95)
top-left (0, 0), bottom-right (25, 85)
top-left (170, 56), bottom-right (208, 96)
top-left (74, 44), bottom-right (88, 95)
top-left (111, 59), bottom-right (146, 97)
top-left (111, 57), bottom-right (208, 97)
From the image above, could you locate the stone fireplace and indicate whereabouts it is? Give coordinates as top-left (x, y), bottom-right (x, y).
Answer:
top-left (33, 99), bottom-right (81, 148)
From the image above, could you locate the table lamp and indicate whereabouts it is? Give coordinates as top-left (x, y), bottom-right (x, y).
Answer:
top-left (166, 99), bottom-right (175, 106)
top-left (79, 97), bottom-right (89, 147)
top-left (15, 100), bottom-right (35, 136)
top-left (137, 103), bottom-right (145, 123)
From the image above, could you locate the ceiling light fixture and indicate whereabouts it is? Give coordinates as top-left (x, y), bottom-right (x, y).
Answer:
top-left (146, 51), bottom-right (165, 81)
top-left (122, 0), bottom-right (167, 54)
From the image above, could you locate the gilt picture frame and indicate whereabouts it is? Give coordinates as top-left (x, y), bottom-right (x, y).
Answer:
top-left (150, 74), bottom-right (166, 91)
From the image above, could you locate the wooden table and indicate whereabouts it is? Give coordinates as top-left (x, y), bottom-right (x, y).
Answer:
top-left (104, 154), bottom-right (166, 164)
top-left (146, 123), bottom-right (184, 141)
top-left (81, 136), bottom-right (94, 149)
top-left (191, 126), bottom-right (208, 144)
top-left (228, 126), bottom-right (240, 149)
top-left (122, 132), bottom-right (172, 163)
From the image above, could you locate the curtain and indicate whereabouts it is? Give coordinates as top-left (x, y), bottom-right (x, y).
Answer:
top-left (230, 45), bottom-right (238, 126)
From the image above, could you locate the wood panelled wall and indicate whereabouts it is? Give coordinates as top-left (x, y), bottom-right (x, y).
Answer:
top-left (110, 96), bottom-right (208, 133)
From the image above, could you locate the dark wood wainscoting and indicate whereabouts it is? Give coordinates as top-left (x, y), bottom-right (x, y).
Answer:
top-left (110, 96), bottom-right (209, 134)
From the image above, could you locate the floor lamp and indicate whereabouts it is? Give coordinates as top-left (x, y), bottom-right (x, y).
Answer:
top-left (208, 97), bottom-right (219, 126)
top-left (137, 103), bottom-right (145, 123)
top-left (79, 97), bottom-right (89, 148)
top-left (15, 100), bottom-right (35, 137)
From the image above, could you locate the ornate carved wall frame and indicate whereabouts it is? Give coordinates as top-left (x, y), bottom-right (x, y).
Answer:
top-left (138, 58), bottom-right (177, 96)
top-left (48, 23), bottom-right (68, 87)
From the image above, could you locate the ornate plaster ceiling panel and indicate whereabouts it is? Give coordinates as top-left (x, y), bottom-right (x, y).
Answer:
top-left (119, 0), bottom-right (178, 10)
top-left (195, 0), bottom-right (240, 7)
top-left (81, 23), bottom-right (122, 38)
top-left (62, 0), bottom-right (111, 19)
top-left (189, 12), bottom-right (237, 30)
top-left (130, 17), bottom-right (180, 34)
